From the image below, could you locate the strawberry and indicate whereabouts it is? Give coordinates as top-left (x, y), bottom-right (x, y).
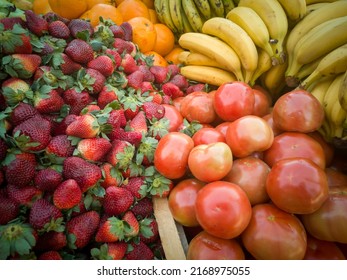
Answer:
top-left (0, 196), bottom-right (20, 225)
top-left (186, 83), bottom-right (207, 94)
top-left (125, 240), bottom-right (154, 260)
top-left (109, 24), bottom-right (125, 39)
top-left (38, 251), bottom-right (62, 260)
top-left (4, 155), bottom-right (36, 187)
top-left (130, 197), bottom-right (153, 219)
top-left (0, 138), bottom-right (8, 162)
top-left (59, 53), bottom-right (82, 75)
top-left (68, 19), bottom-right (94, 39)
top-left (1, 78), bottom-right (31, 106)
top-left (138, 65), bottom-right (155, 82)
top-left (53, 179), bottom-right (82, 210)
top-left (110, 128), bottom-right (142, 145)
top-left (43, 12), bottom-right (70, 25)
top-left (106, 139), bottom-right (135, 169)
top-left (66, 210), bottom-right (100, 249)
top-left (148, 91), bottom-right (163, 104)
top-left (76, 68), bottom-right (106, 94)
top-left (122, 210), bottom-right (139, 238)
top-left (48, 20), bottom-right (70, 39)
top-left (33, 88), bottom-right (65, 114)
top-left (34, 231), bottom-right (67, 252)
top-left (120, 53), bottom-right (138, 74)
top-left (87, 55), bottom-right (115, 77)
top-left (103, 186), bottom-right (134, 216)
top-left (140, 81), bottom-right (155, 94)
top-left (62, 156), bottom-right (102, 192)
top-left (126, 70), bottom-right (144, 90)
top-left (2, 54), bottom-right (42, 79)
top-left (129, 111), bottom-right (148, 133)
top-left (76, 137), bottom-right (112, 162)
top-left (105, 48), bottom-right (122, 69)
top-left (65, 39), bottom-right (94, 65)
top-left (91, 242), bottom-right (128, 260)
top-left (114, 38), bottom-right (135, 56)
top-left (0, 22), bottom-right (32, 54)
top-left (0, 17), bottom-right (26, 30)
top-left (24, 10), bottom-right (48, 37)
top-left (120, 22), bottom-right (133, 41)
top-left (107, 109), bottom-right (127, 129)
top-left (7, 184), bottom-right (42, 207)
top-left (34, 168), bottom-right (63, 192)
top-left (94, 216), bottom-right (131, 243)
top-left (161, 82), bottom-right (184, 99)
top-left (140, 218), bottom-right (159, 244)
top-left (167, 64), bottom-right (180, 77)
top-left (9, 102), bottom-right (39, 126)
top-left (100, 163), bottom-right (122, 189)
top-left (149, 65), bottom-right (169, 84)
top-left (169, 73), bottom-right (189, 91)
top-left (142, 101), bottom-right (165, 120)
top-left (45, 135), bottom-right (74, 159)
top-left (122, 176), bottom-right (146, 200)
top-left (29, 198), bottom-right (64, 232)
top-left (97, 85), bottom-right (119, 109)
top-left (65, 114), bottom-right (100, 139)
top-left (80, 104), bottom-right (100, 114)
top-left (62, 88), bottom-right (92, 115)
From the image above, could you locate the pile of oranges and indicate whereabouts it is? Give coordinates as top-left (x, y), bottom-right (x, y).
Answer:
top-left (32, 0), bottom-right (185, 65)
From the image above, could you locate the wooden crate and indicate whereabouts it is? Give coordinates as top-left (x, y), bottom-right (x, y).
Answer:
top-left (153, 197), bottom-right (188, 260)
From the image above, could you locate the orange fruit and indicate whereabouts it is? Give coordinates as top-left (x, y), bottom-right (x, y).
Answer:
top-left (148, 8), bottom-right (158, 23)
top-left (145, 51), bottom-right (169, 67)
top-left (86, 0), bottom-right (117, 9)
top-left (117, 0), bottom-right (150, 21)
top-left (80, 4), bottom-right (123, 27)
top-left (33, 0), bottom-right (52, 15)
top-left (141, 0), bottom-right (154, 9)
top-left (127, 17), bottom-right (157, 53)
top-left (165, 46), bottom-right (186, 65)
top-left (152, 23), bottom-right (175, 57)
top-left (48, 0), bottom-right (88, 19)
top-left (115, 0), bottom-right (125, 5)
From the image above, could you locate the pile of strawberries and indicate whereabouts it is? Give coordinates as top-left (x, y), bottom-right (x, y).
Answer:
top-left (0, 5), bottom-right (203, 260)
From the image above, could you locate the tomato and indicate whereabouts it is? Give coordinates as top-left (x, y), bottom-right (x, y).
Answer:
top-left (272, 89), bottom-right (324, 133)
top-left (301, 186), bottom-right (347, 244)
top-left (225, 115), bottom-right (274, 158)
top-left (180, 91), bottom-right (217, 124)
top-left (223, 156), bottom-right (271, 206)
top-left (262, 113), bottom-right (283, 137)
top-left (154, 132), bottom-right (194, 179)
top-left (171, 96), bottom-right (184, 112)
top-left (325, 168), bottom-right (347, 187)
top-left (263, 132), bottom-right (326, 169)
top-left (213, 82), bottom-right (255, 122)
top-left (215, 121), bottom-right (233, 138)
top-left (252, 88), bottom-right (271, 117)
top-left (162, 104), bottom-right (183, 132)
top-left (307, 131), bottom-right (335, 167)
top-left (241, 203), bottom-right (307, 260)
top-left (304, 235), bottom-right (345, 260)
top-left (187, 231), bottom-right (245, 260)
top-left (191, 127), bottom-right (226, 146)
top-left (266, 158), bottom-right (329, 214)
top-left (195, 181), bottom-right (252, 239)
top-left (168, 178), bottom-right (205, 227)
top-left (188, 142), bottom-right (233, 182)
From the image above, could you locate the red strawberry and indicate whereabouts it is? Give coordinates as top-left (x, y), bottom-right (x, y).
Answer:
top-left (5, 156), bottom-right (36, 187)
top-left (150, 65), bottom-right (169, 84)
top-left (59, 53), bottom-right (82, 75)
top-left (161, 82), bottom-right (184, 99)
top-left (107, 109), bottom-right (127, 129)
top-left (48, 20), bottom-right (70, 39)
top-left (109, 24), bottom-right (125, 39)
top-left (24, 10), bottom-right (48, 36)
top-left (129, 111), bottom-right (148, 133)
top-left (7, 184), bottom-right (42, 207)
top-left (97, 85), bottom-right (119, 109)
top-left (43, 12), bottom-right (70, 25)
top-left (167, 64), bottom-right (180, 77)
top-left (0, 21), bottom-right (32, 54)
top-left (125, 241), bottom-right (154, 260)
top-left (105, 48), bottom-right (122, 69)
top-left (87, 55), bottom-right (115, 77)
top-left (35, 231), bottom-right (67, 252)
top-left (66, 210), bottom-right (100, 249)
top-left (0, 196), bottom-right (20, 225)
top-left (63, 156), bottom-right (102, 192)
top-left (148, 91), bottom-right (163, 104)
top-left (122, 210), bottom-right (139, 238)
top-left (93, 242), bottom-right (128, 260)
top-left (140, 218), bottom-right (159, 244)
top-left (140, 81), bottom-right (155, 93)
top-left (76, 137), bottom-right (112, 162)
top-left (68, 19), bottom-right (94, 39)
top-left (80, 104), bottom-right (100, 115)
top-left (62, 88), bottom-right (92, 115)
top-left (33, 88), bottom-right (65, 114)
top-left (81, 68), bottom-right (106, 94)
top-left (114, 38), bottom-right (135, 56)
top-left (95, 216), bottom-right (131, 243)
top-left (65, 114), bottom-right (100, 138)
top-left (186, 83), bottom-right (207, 94)
top-left (1, 78), bottom-right (31, 106)
top-left (65, 39), bottom-right (94, 65)
top-left (29, 198), bottom-right (64, 232)
top-left (0, 139), bottom-right (8, 162)
top-left (127, 70), bottom-right (144, 90)
top-left (45, 135), bottom-right (74, 158)
top-left (122, 176), bottom-right (146, 200)
top-left (169, 73), bottom-right (189, 91)
top-left (53, 179), bottom-right (82, 210)
top-left (131, 197), bottom-right (154, 219)
top-left (103, 186), bottom-right (134, 216)
top-left (0, 17), bottom-right (26, 30)
top-left (120, 22), bottom-right (133, 41)
top-left (142, 101), bottom-right (165, 120)
top-left (34, 168), bottom-right (63, 192)
top-left (138, 65), bottom-right (155, 82)
top-left (100, 163), bottom-right (122, 189)
top-left (121, 53), bottom-right (138, 74)
top-left (110, 128), bottom-right (142, 145)
top-left (2, 54), bottom-right (42, 79)
top-left (106, 139), bottom-right (134, 169)
top-left (9, 102), bottom-right (38, 127)
top-left (33, 65), bottom-right (51, 81)
top-left (38, 251), bottom-right (62, 260)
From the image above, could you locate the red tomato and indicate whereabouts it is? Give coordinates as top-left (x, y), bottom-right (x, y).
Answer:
top-left (263, 132), bottom-right (326, 169)
top-left (195, 181), bottom-right (252, 239)
top-left (171, 96), bottom-right (184, 112)
top-left (215, 121), bottom-right (233, 138)
top-left (213, 82), bottom-right (255, 121)
top-left (168, 178), bottom-right (205, 227)
top-left (307, 131), bottom-right (335, 167)
top-left (301, 186), bottom-right (347, 244)
top-left (188, 142), bottom-right (233, 182)
top-left (180, 91), bottom-right (217, 124)
top-left (262, 113), bottom-right (283, 137)
top-left (266, 158), bottom-right (329, 214)
top-left (162, 104), bottom-right (183, 132)
top-left (241, 203), bottom-right (307, 260)
top-left (304, 235), bottom-right (345, 260)
top-left (225, 115), bottom-right (274, 158)
top-left (325, 168), bottom-right (347, 187)
top-left (187, 231), bottom-right (245, 260)
top-left (192, 127), bottom-right (226, 146)
top-left (154, 132), bottom-right (194, 179)
top-left (223, 156), bottom-right (271, 206)
top-left (252, 88), bottom-right (271, 117)
top-left (272, 89), bottom-right (324, 133)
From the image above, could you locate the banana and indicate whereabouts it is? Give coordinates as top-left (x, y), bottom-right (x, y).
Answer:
top-left (202, 17), bottom-right (258, 84)
top-left (287, 16), bottom-right (347, 79)
top-left (157, 0), bottom-right (178, 33)
top-left (154, 0), bottom-right (165, 24)
top-left (323, 74), bottom-right (344, 124)
top-left (169, 0), bottom-right (184, 34)
top-left (276, 0), bottom-right (306, 22)
top-left (208, 0), bottom-right (224, 17)
top-left (192, 0), bottom-right (211, 20)
top-left (221, 0), bottom-right (235, 16)
top-left (308, 76), bottom-right (335, 105)
top-left (180, 65), bottom-right (237, 86)
top-left (238, 0), bottom-right (288, 65)
top-left (178, 32), bottom-right (244, 81)
top-left (294, 56), bottom-right (323, 84)
top-left (338, 70), bottom-right (347, 112)
top-left (182, 0), bottom-right (204, 32)
top-left (249, 48), bottom-right (272, 86)
top-left (300, 43), bottom-right (347, 90)
top-left (226, 6), bottom-right (275, 61)
top-left (305, 3), bottom-right (329, 15)
top-left (330, 97), bottom-right (347, 138)
top-left (178, 51), bottom-right (224, 68)
top-left (181, 5), bottom-right (195, 33)
top-left (305, 0), bottom-right (342, 4)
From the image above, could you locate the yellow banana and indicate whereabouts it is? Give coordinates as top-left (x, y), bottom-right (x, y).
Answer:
top-left (178, 32), bottom-right (244, 81)
top-left (238, 0), bottom-right (288, 65)
top-left (276, 0), bottom-right (306, 22)
top-left (286, 16), bottom-right (347, 79)
top-left (305, 0), bottom-right (343, 4)
top-left (154, 0), bottom-right (165, 24)
top-left (159, 0), bottom-right (178, 33)
top-left (307, 76), bottom-right (335, 105)
top-left (323, 74), bottom-right (344, 124)
top-left (305, 3), bottom-right (329, 15)
top-left (338, 70), bottom-right (347, 112)
top-left (182, 0), bottom-right (204, 32)
top-left (226, 6), bottom-right (275, 60)
top-left (192, 0), bottom-right (211, 20)
top-left (181, 6), bottom-right (195, 33)
top-left (301, 43), bottom-right (347, 90)
top-left (169, 0), bottom-right (184, 34)
top-left (180, 65), bottom-right (237, 86)
top-left (330, 98), bottom-right (347, 138)
top-left (294, 56), bottom-right (323, 85)
top-left (221, 0), bottom-right (235, 16)
top-left (202, 17), bottom-right (258, 84)
top-left (249, 48), bottom-right (272, 86)
top-left (208, 0), bottom-right (224, 17)
top-left (178, 51), bottom-right (223, 68)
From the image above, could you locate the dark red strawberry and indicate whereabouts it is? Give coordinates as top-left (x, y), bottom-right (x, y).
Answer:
top-left (0, 196), bottom-right (20, 225)
top-left (125, 240), bottom-right (154, 260)
top-left (95, 216), bottom-right (131, 243)
top-left (87, 55), bottom-right (115, 77)
top-left (100, 162), bottom-right (122, 189)
top-left (120, 22), bottom-right (133, 41)
top-left (0, 17), bottom-right (26, 30)
top-left (105, 48), bottom-right (122, 69)
top-left (97, 85), bottom-right (119, 109)
top-left (127, 70), bottom-right (144, 90)
top-left (169, 73), bottom-right (189, 91)
top-left (0, 138), bottom-right (8, 162)
top-left (103, 186), bottom-right (134, 216)
top-left (33, 88), bottom-right (65, 114)
top-left (107, 109), bottom-right (127, 129)
top-left (79, 68), bottom-right (106, 94)
top-left (91, 242), bottom-right (128, 260)
top-left (138, 65), bottom-right (155, 82)
top-left (106, 139), bottom-right (134, 169)
top-left (186, 83), bottom-right (206, 94)
top-left (34, 168), bottom-right (63, 192)
top-left (68, 19), bottom-right (94, 39)
top-left (7, 184), bottom-right (42, 207)
top-left (1, 78), bottom-right (31, 106)
top-left (161, 82), bottom-right (184, 99)
top-left (167, 64), bottom-right (180, 77)
top-left (38, 251), bottom-right (62, 260)
top-left (24, 10), bottom-right (48, 36)
top-left (62, 88), bottom-right (92, 115)
top-left (140, 81), bottom-right (155, 93)
top-left (62, 156), bottom-right (102, 192)
top-left (122, 210), bottom-right (139, 238)
top-left (65, 114), bottom-right (100, 138)
top-left (109, 128), bottom-right (142, 145)
top-left (129, 111), bottom-right (148, 133)
top-left (122, 176), bottom-right (146, 200)
top-left (53, 179), bottom-right (82, 210)
top-left (66, 210), bottom-right (100, 249)
top-left (142, 101), bottom-right (165, 120)
top-left (121, 53), bottom-right (138, 74)
top-left (33, 65), bottom-right (51, 81)
top-left (150, 65), bottom-right (169, 84)
top-left (0, 22), bottom-right (32, 54)
top-left (52, 114), bottom-right (78, 136)
top-left (113, 38), bottom-right (135, 56)
top-left (65, 39), bottom-right (94, 65)
top-left (45, 135), bottom-right (74, 159)
top-left (140, 218), bottom-right (159, 244)
top-left (131, 197), bottom-right (154, 219)
top-left (109, 24), bottom-right (125, 39)
top-left (59, 53), bottom-right (82, 75)
top-left (76, 137), bottom-right (112, 162)
top-left (48, 20), bottom-right (70, 39)
top-left (5, 156), bottom-right (36, 187)
top-left (43, 12), bottom-right (70, 25)
top-left (34, 231), bottom-right (67, 252)
top-left (2, 54), bottom-right (42, 79)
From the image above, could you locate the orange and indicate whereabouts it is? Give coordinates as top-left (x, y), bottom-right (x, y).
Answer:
top-left (145, 51), bottom-right (169, 67)
top-left (117, 0), bottom-right (150, 21)
top-left (80, 4), bottom-right (123, 27)
top-left (48, 0), bottom-right (88, 20)
top-left (152, 23), bottom-right (175, 57)
top-left (127, 17), bottom-right (157, 53)
top-left (165, 46), bottom-right (186, 65)
top-left (148, 8), bottom-right (158, 23)
top-left (115, 0), bottom-right (125, 5)
top-left (86, 0), bottom-right (117, 9)
top-left (33, 0), bottom-right (52, 15)
top-left (141, 0), bottom-right (154, 9)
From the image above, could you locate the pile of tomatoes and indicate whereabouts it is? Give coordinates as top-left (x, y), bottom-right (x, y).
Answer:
top-left (154, 81), bottom-right (347, 260)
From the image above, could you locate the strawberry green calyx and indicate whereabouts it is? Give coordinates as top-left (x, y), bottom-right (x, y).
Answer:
top-left (148, 118), bottom-right (170, 139)
top-left (179, 118), bottom-right (203, 137)
top-left (116, 144), bottom-right (135, 171)
top-left (91, 243), bottom-right (113, 260)
top-left (0, 23), bottom-right (28, 54)
top-left (2, 54), bottom-right (42, 79)
top-left (144, 166), bottom-right (172, 197)
top-left (136, 136), bottom-right (158, 165)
